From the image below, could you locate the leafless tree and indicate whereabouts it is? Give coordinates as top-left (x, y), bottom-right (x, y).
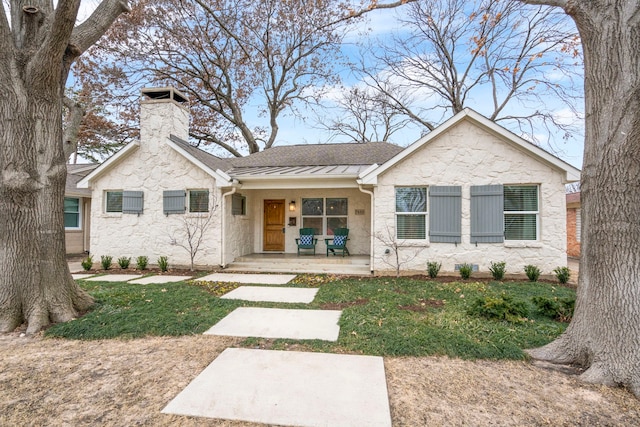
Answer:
top-left (168, 211), bottom-right (216, 272)
top-left (73, 0), bottom-right (413, 158)
top-left (316, 86), bottom-right (413, 143)
top-left (349, 0), bottom-right (583, 144)
top-left (373, 225), bottom-right (426, 277)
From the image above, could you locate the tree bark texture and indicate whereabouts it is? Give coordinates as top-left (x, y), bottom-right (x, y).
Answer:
top-left (0, 1), bottom-right (129, 333)
top-left (524, 0), bottom-right (640, 396)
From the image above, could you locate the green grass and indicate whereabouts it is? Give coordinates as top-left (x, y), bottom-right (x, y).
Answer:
top-left (46, 275), bottom-right (575, 360)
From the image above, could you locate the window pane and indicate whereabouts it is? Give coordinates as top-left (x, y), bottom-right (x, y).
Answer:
top-left (189, 190), bottom-right (209, 212)
top-left (64, 198), bottom-right (80, 227)
top-left (504, 186), bottom-right (538, 211)
top-left (327, 217), bottom-right (347, 235)
top-left (302, 198), bottom-right (323, 216)
top-left (397, 214), bottom-right (426, 239)
top-left (326, 198), bottom-right (347, 216)
top-left (302, 217), bottom-right (322, 235)
top-left (396, 188), bottom-right (427, 212)
top-left (106, 191), bottom-right (122, 213)
top-left (505, 214), bottom-right (537, 240)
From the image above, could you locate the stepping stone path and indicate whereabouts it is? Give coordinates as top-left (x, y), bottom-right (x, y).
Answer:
top-left (163, 273), bottom-right (392, 427)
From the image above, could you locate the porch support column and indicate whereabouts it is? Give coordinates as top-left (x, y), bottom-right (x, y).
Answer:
top-left (358, 184), bottom-right (375, 274)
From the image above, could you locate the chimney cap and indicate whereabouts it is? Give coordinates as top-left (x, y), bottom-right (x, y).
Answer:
top-left (141, 87), bottom-right (188, 104)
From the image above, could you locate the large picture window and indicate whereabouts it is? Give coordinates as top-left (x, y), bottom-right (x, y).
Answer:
top-left (504, 185), bottom-right (539, 240)
top-left (396, 187), bottom-right (427, 239)
top-left (64, 197), bottom-right (80, 229)
top-left (302, 197), bottom-right (347, 235)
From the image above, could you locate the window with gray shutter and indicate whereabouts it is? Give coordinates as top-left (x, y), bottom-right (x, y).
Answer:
top-left (163, 190), bottom-right (186, 215)
top-left (122, 191), bottom-right (144, 214)
top-left (471, 185), bottom-right (504, 243)
top-left (429, 186), bottom-right (461, 243)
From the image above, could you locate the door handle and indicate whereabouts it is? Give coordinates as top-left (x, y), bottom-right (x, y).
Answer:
top-left (282, 227), bottom-right (286, 233)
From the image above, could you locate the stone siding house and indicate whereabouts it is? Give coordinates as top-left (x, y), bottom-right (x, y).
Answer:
top-left (78, 87), bottom-right (580, 274)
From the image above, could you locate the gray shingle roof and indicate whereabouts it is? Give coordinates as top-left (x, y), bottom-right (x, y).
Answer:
top-left (66, 164), bottom-right (98, 196)
top-left (229, 142), bottom-right (404, 168)
top-left (170, 135), bottom-right (234, 172)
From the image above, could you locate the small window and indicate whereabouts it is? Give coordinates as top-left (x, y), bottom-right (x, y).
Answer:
top-left (105, 191), bottom-right (123, 213)
top-left (504, 185), bottom-right (539, 240)
top-left (232, 193), bottom-right (246, 215)
top-left (189, 190), bottom-right (209, 213)
top-left (64, 197), bottom-right (80, 229)
top-left (396, 187), bottom-right (427, 239)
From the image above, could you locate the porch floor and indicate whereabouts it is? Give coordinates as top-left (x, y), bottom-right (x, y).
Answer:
top-left (225, 253), bottom-right (371, 275)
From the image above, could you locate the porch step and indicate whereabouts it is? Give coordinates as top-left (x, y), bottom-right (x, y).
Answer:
top-left (225, 254), bottom-right (371, 275)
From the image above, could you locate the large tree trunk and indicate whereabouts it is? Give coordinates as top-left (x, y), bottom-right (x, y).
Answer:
top-left (0, 85), bottom-right (93, 334)
top-left (525, 1), bottom-right (640, 396)
top-left (0, 1), bottom-right (129, 333)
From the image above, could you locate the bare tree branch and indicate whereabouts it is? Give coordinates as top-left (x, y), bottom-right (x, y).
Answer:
top-left (62, 96), bottom-right (86, 159)
top-left (70, 0), bottom-right (131, 55)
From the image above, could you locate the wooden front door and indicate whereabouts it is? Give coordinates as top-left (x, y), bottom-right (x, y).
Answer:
top-left (263, 199), bottom-right (285, 251)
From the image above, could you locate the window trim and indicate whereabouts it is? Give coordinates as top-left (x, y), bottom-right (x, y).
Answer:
top-left (395, 186), bottom-right (428, 240)
top-left (503, 184), bottom-right (540, 241)
top-left (64, 197), bottom-right (81, 230)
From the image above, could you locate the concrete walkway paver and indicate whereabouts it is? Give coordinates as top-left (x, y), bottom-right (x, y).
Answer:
top-left (196, 273), bottom-right (296, 285)
top-left (71, 274), bottom-right (96, 280)
top-left (204, 307), bottom-right (341, 341)
top-left (128, 275), bottom-right (193, 285)
top-left (84, 274), bottom-right (143, 282)
top-left (162, 348), bottom-right (392, 427)
top-left (220, 286), bottom-right (318, 303)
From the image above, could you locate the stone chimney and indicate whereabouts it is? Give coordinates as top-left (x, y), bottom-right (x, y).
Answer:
top-left (140, 87), bottom-right (189, 145)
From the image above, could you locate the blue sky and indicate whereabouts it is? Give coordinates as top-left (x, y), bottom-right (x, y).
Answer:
top-left (74, 1), bottom-right (585, 169)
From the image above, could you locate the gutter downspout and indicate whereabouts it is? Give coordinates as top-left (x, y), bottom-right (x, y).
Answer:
top-left (220, 185), bottom-right (238, 268)
top-left (358, 184), bottom-right (375, 275)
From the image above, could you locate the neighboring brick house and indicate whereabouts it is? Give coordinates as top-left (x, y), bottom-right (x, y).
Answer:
top-left (566, 192), bottom-right (581, 258)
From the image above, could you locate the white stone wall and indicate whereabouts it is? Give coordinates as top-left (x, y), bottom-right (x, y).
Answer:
top-left (88, 99), bottom-right (222, 268)
top-left (244, 188), bottom-right (372, 255)
top-left (222, 190), bottom-right (254, 265)
top-left (372, 120), bottom-right (568, 275)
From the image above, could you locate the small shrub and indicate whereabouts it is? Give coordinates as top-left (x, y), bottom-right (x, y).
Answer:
top-left (468, 294), bottom-right (529, 322)
top-left (117, 256), bottom-right (131, 269)
top-left (489, 261), bottom-right (506, 281)
top-left (459, 263), bottom-right (473, 280)
top-left (427, 261), bottom-right (442, 279)
top-left (554, 266), bottom-right (571, 284)
top-left (532, 296), bottom-right (575, 322)
top-left (524, 264), bottom-right (541, 282)
top-left (100, 255), bottom-right (113, 270)
top-left (158, 256), bottom-right (169, 272)
top-left (81, 255), bottom-right (93, 271)
top-left (136, 256), bottom-right (149, 270)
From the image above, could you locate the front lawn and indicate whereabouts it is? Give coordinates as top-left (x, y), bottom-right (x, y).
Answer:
top-left (46, 275), bottom-right (575, 360)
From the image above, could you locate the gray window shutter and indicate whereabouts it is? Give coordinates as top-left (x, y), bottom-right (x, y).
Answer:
top-left (122, 191), bottom-right (144, 214)
top-left (163, 190), bottom-right (186, 215)
top-left (429, 186), bottom-right (462, 243)
top-left (471, 185), bottom-right (504, 243)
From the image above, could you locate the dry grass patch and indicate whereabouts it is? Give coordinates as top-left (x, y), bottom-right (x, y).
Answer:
top-left (1, 334), bottom-right (639, 426)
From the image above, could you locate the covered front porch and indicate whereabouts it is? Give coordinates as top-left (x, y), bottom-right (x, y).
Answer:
top-left (224, 253), bottom-right (371, 275)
